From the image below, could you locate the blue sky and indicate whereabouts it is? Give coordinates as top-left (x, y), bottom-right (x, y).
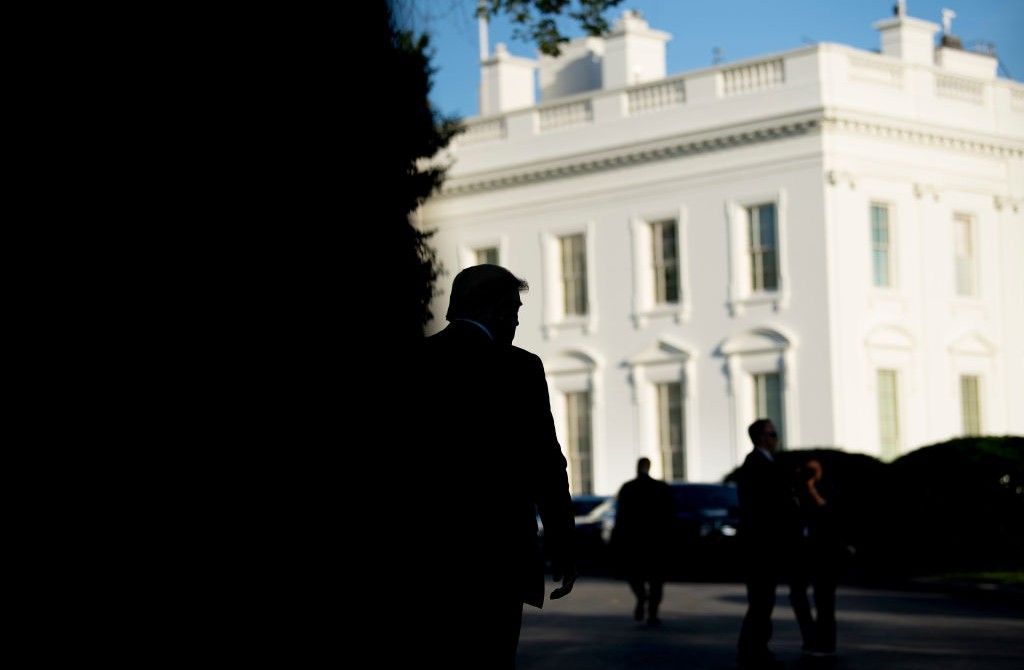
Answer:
top-left (399, 0), bottom-right (1024, 119)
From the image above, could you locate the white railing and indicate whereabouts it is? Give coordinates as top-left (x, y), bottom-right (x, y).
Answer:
top-left (628, 79), bottom-right (686, 115)
top-left (936, 74), bottom-right (985, 104)
top-left (848, 54), bottom-right (904, 88)
top-left (460, 118), bottom-right (506, 145)
top-left (720, 59), bottom-right (785, 96)
top-left (538, 100), bottom-right (593, 132)
top-left (452, 48), bottom-right (1013, 148)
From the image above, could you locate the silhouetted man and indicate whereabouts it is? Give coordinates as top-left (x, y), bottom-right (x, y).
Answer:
top-left (736, 418), bottom-right (792, 669)
top-left (612, 456), bottom-right (675, 625)
top-left (408, 264), bottom-right (577, 669)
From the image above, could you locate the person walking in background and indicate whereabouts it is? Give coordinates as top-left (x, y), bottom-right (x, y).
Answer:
top-left (408, 264), bottom-right (578, 670)
top-left (736, 418), bottom-right (792, 670)
top-left (611, 456), bottom-right (675, 626)
top-left (788, 458), bottom-right (843, 657)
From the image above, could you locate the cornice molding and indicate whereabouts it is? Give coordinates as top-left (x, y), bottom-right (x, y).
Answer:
top-left (437, 111), bottom-right (1023, 196)
top-left (821, 115), bottom-right (1023, 159)
top-left (439, 115), bottom-right (823, 196)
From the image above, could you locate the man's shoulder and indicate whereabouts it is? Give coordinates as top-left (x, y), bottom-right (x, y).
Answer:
top-left (502, 345), bottom-right (545, 372)
top-left (743, 449), bottom-right (768, 465)
top-left (508, 344), bottom-right (541, 363)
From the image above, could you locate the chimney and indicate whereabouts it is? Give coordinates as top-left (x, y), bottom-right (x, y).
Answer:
top-left (479, 43), bottom-right (537, 116)
top-left (538, 36), bottom-right (605, 102)
top-left (873, 5), bottom-right (940, 65)
top-left (601, 10), bottom-right (671, 89)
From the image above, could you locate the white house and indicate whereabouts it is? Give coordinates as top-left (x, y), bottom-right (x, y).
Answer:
top-left (416, 4), bottom-right (1024, 495)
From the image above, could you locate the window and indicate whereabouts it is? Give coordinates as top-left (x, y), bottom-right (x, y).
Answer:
top-left (541, 225), bottom-right (595, 337)
top-left (560, 233), bottom-right (588, 316)
top-left (953, 213), bottom-right (976, 297)
top-left (753, 372), bottom-right (784, 448)
top-left (656, 382), bottom-right (685, 480)
top-left (475, 246), bottom-right (499, 266)
top-left (747, 204), bottom-right (778, 291)
top-left (877, 369), bottom-right (900, 459)
top-left (871, 203), bottom-right (892, 288)
top-left (960, 375), bottom-right (981, 436)
top-left (651, 219), bottom-right (680, 304)
top-left (727, 193), bottom-right (788, 315)
top-left (566, 391), bottom-right (593, 494)
top-left (630, 211), bottom-right (691, 327)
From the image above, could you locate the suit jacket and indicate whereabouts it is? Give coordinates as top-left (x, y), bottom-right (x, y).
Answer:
top-left (736, 449), bottom-right (796, 554)
top-left (409, 321), bottom-right (575, 609)
top-left (611, 474), bottom-right (674, 577)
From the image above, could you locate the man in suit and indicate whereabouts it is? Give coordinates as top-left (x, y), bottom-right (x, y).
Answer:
top-left (407, 264), bottom-right (577, 669)
top-left (736, 418), bottom-right (793, 669)
top-left (611, 456), bottom-right (675, 626)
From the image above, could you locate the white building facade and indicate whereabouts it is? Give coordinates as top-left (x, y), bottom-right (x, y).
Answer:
top-left (416, 7), bottom-right (1024, 495)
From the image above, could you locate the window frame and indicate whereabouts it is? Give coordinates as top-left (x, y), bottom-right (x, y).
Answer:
top-left (726, 191), bottom-right (789, 316)
top-left (627, 337), bottom-right (696, 481)
top-left (953, 212), bottom-right (977, 298)
top-left (540, 222), bottom-right (598, 338)
top-left (959, 374), bottom-right (982, 436)
top-left (655, 381), bottom-right (686, 481)
top-left (630, 208), bottom-right (691, 328)
top-left (565, 390), bottom-right (594, 495)
top-left (870, 201), bottom-right (894, 289)
top-left (720, 328), bottom-right (796, 463)
top-left (457, 235), bottom-right (508, 273)
top-left (876, 369), bottom-right (901, 460)
top-left (747, 203), bottom-right (779, 292)
top-left (752, 371), bottom-right (785, 449)
top-left (546, 350), bottom-right (601, 497)
top-left (560, 233), bottom-right (588, 317)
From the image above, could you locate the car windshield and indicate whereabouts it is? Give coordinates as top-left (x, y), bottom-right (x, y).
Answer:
top-left (671, 484), bottom-right (738, 511)
top-left (572, 497), bottom-right (607, 516)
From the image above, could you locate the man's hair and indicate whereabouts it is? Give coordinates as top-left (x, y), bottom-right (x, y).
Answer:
top-left (748, 418), bottom-right (772, 444)
top-left (446, 264), bottom-right (529, 321)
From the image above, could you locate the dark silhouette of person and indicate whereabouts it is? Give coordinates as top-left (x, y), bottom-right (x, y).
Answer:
top-left (736, 418), bottom-right (792, 669)
top-left (611, 456), bottom-right (675, 625)
top-left (788, 458), bottom-right (842, 656)
top-left (408, 264), bottom-right (578, 669)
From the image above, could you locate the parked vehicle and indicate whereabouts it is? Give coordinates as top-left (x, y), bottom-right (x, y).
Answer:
top-left (571, 494), bottom-right (610, 520)
top-left (575, 482), bottom-right (742, 580)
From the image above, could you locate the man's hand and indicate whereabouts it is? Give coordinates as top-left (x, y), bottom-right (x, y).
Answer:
top-left (550, 566), bottom-right (579, 600)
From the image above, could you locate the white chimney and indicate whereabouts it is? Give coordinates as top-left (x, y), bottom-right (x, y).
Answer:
top-left (873, 9), bottom-right (940, 65)
top-left (479, 43), bottom-right (537, 116)
top-left (602, 10), bottom-right (671, 89)
top-left (538, 36), bottom-right (605, 102)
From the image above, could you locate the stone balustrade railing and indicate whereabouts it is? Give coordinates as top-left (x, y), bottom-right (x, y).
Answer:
top-left (454, 46), bottom-right (1022, 149)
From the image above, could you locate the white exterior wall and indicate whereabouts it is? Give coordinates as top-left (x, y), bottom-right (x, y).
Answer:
top-left (419, 17), bottom-right (1024, 495)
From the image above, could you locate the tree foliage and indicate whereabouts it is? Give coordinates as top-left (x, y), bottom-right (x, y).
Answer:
top-left (477, 0), bottom-right (625, 56)
top-left (382, 0), bottom-right (627, 336)
top-left (375, 1), bottom-right (465, 337)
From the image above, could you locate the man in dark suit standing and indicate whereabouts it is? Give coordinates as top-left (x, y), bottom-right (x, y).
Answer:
top-left (407, 264), bottom-right (577, 669)
top-left (736, 418), bottom-right (792, 669)
top-left (611, 456), bottom-right (675, 626)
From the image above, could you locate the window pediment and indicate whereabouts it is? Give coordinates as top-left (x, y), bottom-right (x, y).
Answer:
top-left (720, 328), bottom-right (791, 355)
top-left (628, 337), bottom-right (692, 366)
top-left (948, 331), bottom-right (995, 356)
top-left (864, 324), bottom-right (915, 350)
top-left (545, 350), bottom-right (600, 375)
